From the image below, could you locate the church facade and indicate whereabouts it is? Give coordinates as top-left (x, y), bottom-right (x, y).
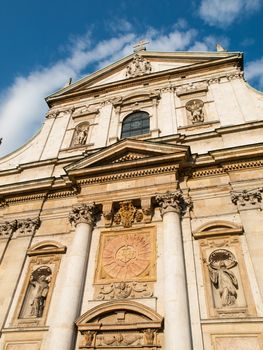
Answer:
top-left (0, 48), bottom-right (263, 350)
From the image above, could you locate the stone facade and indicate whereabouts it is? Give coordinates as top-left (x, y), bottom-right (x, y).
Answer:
top-left (0, 49), bottom-right (263, 349)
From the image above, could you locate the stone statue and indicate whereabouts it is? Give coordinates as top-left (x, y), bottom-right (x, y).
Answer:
top-left (29, 270), bottom-right (51, 318)
top-left (185, 99), bottom-right (204, 124)
top-left (73, 123), bottom-right (90, 146)
top-left (205, 249), bottom-right (238, 307)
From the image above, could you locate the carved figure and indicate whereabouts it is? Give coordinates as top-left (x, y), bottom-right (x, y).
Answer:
top-left (113, 201), bottom-right (143, 227)
top-left (81, 331), bottom-right (95, 346)
top-left (115, 281), bottom-right (132, 299)
top-left (205, 249), bottom-right (238, 307)
top-left (185, 99), bottom-right (204, 124)
top-left (29, 267), bottom-right (51, 317)
top-left (126, 54), bottom-right (152, 78)
top-left (144, 329), bottom-right (155, 345)
top-left (73, 123), bottom-right (90, 146)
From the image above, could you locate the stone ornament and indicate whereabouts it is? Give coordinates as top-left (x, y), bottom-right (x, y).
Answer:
top-left (144, 329), bottom-right (155, 345)
top-left (185, 99), bottom-right (205, 124)
top-left (19, 266), bottom-right (52, 319)
top-left (156, 191), bottom-right (192, 216)
top-left (17, 217), bottom-right (40, 236)
top-left (97, 333), bottom-right (142, 347)
top-left (113, 201), bottom-right (143, 228)
top-left (176, 82), bottom-right (208, 96)
top-left (96, 281), bottom-right (153, 300)
top-left (126, 54), bottom-right (152, 78)
top-left (231, 188), bottom-right (262, 206)
top-left (69, 203), bottom-right (96, 227)
top-left (204, 249), bottom-right (238, 307)
top-left (0, 220), bottom-right (17, 237)
top-left (95, 229), bottom-right (156, 283)
top-left (72, 122), bottom-right (90, 146)
top-left (81, 331), bottom-right (95, 347)
top-left (0, 197), bottom-right (8, 208)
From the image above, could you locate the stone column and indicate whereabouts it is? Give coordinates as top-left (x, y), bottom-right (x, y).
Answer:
top-left (156, 191), bottom-right (192, 350)
top-left (46, 203), bottom-right (96, 350)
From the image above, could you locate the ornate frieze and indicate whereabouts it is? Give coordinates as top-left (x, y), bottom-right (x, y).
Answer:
top-left (96, 281), bottom-right (153, 300)
top-left (126, 54), bottom-right (152, 78)
top-left (0, 220), bottom-right (17, 238)
top-left (176, 82), bottom-right (208, 96)
top-left (156, 191), bottom-right (192, 216)
top-left (231, 188), bottom-right (262, 206)
top-left (16, 217), bottom-right (40, 236)
top-left (69, 203), bottom-right (96, 226)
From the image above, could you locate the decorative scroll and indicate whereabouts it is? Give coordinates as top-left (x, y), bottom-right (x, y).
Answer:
top-left (96, 281), bottom-right (153, 300)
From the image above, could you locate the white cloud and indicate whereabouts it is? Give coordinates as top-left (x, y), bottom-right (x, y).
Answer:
top-left (245, 57), bottom-right (263, 89)
top-left (199, 0), bottom-right (261, 27)
top-left (0, 24), bottom-right (229, 156)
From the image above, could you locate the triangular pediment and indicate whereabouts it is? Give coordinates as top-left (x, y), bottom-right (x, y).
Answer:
top-left (65, 139), bottom-right (190, 176)
top-left (46, 51), bottom-right (241, 105)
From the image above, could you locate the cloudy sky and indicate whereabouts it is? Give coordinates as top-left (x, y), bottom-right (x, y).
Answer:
top-left (0, 0), bottom-right (262, 156)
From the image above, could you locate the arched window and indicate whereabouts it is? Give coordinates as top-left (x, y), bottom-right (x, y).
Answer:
top-left (121, 111), bottom-right (150, 138)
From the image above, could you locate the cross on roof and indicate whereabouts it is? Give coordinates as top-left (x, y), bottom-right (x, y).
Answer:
top-left (133, 39), bottom-right (150, 53)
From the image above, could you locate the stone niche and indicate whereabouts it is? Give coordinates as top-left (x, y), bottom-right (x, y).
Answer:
top-left (195, 221), bottom-right (256, 318)
top-left (76, 301), bottom-right (163, 349)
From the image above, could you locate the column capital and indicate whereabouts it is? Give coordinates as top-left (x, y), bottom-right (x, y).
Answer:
top-left (156, 191), bottom-right (192, 216)
top-left (16, 217), bottom-right (41, 236)
top-left (69, 203), bottom-right (96, 227)
top-left (0, 220), bottom-right (17, 238)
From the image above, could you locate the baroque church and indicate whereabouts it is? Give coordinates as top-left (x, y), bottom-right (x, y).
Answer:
top-left (0, 44), bottom-right (263, 350)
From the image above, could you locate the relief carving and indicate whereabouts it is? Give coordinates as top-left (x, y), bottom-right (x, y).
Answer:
top-left (97, 333), bottom-right (142, 347)
top-left (126, 54), bottom-right (152, 78)
top-left (0, 220), bottom-right (17, 237)
top-left (69, 203), bottom-right (96, 227)
top-left (231, 188), bottom-right (262, 206)
top-left (95, 229), bottom-right (156, 283)
top-left (16, 218), bottom-right (40, 236)
top-left (19, 266), bottom-right (52, 319)
top-left (81, 331), bottom-right (96, 347)
top-left (185, 99), bottom-right (204, 124)
top-left (144, 329), bottom-right (155, 345)
top-left (72, 122), bottom-right (90, 146)
top-left (113, 201), bottom-right (143, 228)
top-left (156, 191), bottom-right (192, 216)
top-left (96, 281), bottom-right (153, 300)
top-left (204, 249), bottom-right (238, 307)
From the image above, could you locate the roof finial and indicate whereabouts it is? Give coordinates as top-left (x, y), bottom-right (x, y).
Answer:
top-left (216, 43), bottom-right (226, 52)
top-left (133, 39), bottom-right (150, 53)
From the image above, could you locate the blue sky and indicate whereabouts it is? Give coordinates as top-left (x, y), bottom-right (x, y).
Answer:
top-left (0, 0), bottom-right (263, 156)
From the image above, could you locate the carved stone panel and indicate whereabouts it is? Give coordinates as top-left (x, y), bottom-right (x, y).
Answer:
top-left (214, 336), bottom-right (261, 350)
top-left (95, 228), bottom-right (156, 284)
top-left (185, 99), bottom-right (205, 124)
top-left (95, 281), bottom-right (153, 300)
top-left (76, 301), bottom-right (163, 349)
top-left (125, 54), bottom-right (152, 78)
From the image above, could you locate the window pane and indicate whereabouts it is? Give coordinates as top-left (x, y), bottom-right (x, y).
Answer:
top-left (121, 111), bottom-right (149, 138)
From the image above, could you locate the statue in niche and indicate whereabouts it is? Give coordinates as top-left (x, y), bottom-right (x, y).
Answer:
top-left (73, 122), bottom-right (89, 146)
top-left (185, 99), bottom-right (204, 124)
top-left (20, 266), bottom-right (52, 319)
top-left (205, 249), bottom-right (238, 307)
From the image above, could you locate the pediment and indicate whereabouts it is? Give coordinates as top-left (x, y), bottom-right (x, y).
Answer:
top-left (46, 51), bottom-right (240, 105)
top-left (65, 139), bottom-right (190, 176)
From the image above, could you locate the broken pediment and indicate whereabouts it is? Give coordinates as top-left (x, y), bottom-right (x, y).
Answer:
top-left (46, 51), bottom-right (241, 105)
top-left (76, 301), bottom-right (163, 349)
top-left (65, 139), bottom-right (190, 176)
